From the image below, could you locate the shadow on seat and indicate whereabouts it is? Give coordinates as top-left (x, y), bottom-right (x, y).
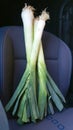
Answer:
top-left (0, 26), bottom-right (72, 130)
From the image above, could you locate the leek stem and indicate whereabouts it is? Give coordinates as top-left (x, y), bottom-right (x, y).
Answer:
top-left (21, 4), bottom-right (34, 63)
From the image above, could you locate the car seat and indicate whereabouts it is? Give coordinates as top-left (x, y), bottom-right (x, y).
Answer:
top-left (0, 26), bottom-right (72, 130)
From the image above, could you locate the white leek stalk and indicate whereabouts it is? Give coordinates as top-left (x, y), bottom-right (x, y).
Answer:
top-left (21, 4), bottom-right (34, 63)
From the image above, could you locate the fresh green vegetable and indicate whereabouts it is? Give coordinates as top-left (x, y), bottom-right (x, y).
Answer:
top-left (5, 4), bottom-right (65, 124)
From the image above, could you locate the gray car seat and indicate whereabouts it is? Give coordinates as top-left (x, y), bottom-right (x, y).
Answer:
top-left (0, 26), bottom-right (72, 130)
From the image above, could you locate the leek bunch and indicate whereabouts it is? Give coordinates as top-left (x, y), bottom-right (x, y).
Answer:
top-left (5, 4), bottom-right (65, 124)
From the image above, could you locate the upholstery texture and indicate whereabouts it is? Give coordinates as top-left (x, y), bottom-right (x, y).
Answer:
top-left (0, 26), bottom-right (72, 130)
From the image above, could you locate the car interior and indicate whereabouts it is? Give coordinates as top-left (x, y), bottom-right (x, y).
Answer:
top-left (0, 0), bottom-right (73, 130)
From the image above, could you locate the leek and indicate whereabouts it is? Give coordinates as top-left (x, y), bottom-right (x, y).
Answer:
top-left (5, 4), bottom-right (65, 124)
top-left (5, 4), bottom-right (49, 123)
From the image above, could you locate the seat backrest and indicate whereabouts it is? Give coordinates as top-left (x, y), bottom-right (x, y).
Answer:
top-left (0, 26), bottom-right (72, 105)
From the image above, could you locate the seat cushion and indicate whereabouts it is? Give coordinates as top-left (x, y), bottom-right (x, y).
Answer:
top-left (0, 101), bottom-right (9, 130)
top-left (9, 108), bottom-right (73, 130)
